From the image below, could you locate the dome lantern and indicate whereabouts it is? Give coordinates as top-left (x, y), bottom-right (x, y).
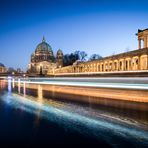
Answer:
top-left (42, 36), bottom-right (46, 42)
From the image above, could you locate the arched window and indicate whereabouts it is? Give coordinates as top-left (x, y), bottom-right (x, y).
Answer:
top-left (74, 67), bottom-right (76, 72)
top-left (114, 62), bottom-right (117, 70)
top-left (125, 60), bottom-right (128, 70)
top-left (136, 59), bottom-right (139, 65)
top-left (120, 61), bottom-right (122, 70)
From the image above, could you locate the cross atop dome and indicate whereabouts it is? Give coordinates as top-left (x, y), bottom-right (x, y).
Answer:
top-left (42, 36), bottom-right (46, 42)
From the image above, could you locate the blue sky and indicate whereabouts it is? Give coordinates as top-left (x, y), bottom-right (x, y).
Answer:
top-left (0, 0), bottom-right (148, 70)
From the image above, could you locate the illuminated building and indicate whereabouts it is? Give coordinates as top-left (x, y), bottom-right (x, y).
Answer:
top-left (28, 37), bottom-right (63, 75)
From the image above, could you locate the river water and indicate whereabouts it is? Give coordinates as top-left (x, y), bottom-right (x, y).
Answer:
top-left (0, 78), bottom-right (148, 147)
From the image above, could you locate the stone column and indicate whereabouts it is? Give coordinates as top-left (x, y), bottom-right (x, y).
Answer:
top-left (129, 58), bottom-right (132, 70)
top-left (138, 56), bottom-right (140, 70)
top-left (122, 60), bottom-right (124, 71)
top-left (128, 59), bottom-right (130, 71)
top-left (147, 35), bottom-right (148, 48)
top-left (138, 39), bottom-right (141, 49)
top-left (144, 37), bottom-right (147, 48)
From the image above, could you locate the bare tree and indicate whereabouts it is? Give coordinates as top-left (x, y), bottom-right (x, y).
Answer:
top-left (89, 54), bottom-right (102, 61)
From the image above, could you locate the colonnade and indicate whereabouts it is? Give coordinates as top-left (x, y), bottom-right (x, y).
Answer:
top-left (54, 54), bottom-right (148, 74)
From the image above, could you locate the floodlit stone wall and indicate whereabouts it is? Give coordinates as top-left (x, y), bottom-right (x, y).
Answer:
top-left (52, 48), bottom-right (148, 75)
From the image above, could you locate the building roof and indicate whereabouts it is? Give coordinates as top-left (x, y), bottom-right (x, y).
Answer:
top-left (0, 63), bottom-right (5, 67)
top-left (138, 28), bottom-right (148, 33)
top-left (85, 48), bottom-right (148, 65)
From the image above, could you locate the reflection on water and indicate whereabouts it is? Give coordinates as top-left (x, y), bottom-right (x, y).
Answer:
top-left (12, 78), bottom-right (15, 88)
top-left (37, 85), bottom-right (43, 103)
top-left (23, 81), bottom-right (26, 97)
top-left (8, 78), bottom-right (12, 93)
top-left (0, 78), bottom-right (148, 147)
top-left (18, 78), bottom-right (20, 94)
top-left (6, 78), bottom-right (148, 126)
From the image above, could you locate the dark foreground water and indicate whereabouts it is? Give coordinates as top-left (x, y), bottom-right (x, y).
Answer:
top-left (0, 97), bottom-right (110, 148)
top-left (0, 79), bottom-right (148, 148)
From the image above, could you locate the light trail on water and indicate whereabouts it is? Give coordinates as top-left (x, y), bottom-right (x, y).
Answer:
top-left (7, 77), bottom-right (148, 90)
top-left (2, 76), bottom-right (148, 90)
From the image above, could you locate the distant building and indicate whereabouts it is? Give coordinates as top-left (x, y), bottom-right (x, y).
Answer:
top-left (52, 28), bottom-right (148, 75)
top-left (16, 68), bottom-right (23, 73)
top-left (28, 37), bottom-right (63, 75)
top-left (0, 63), bottom-right (7, 73)
top-left (7, 67), bottom-right (16, 74)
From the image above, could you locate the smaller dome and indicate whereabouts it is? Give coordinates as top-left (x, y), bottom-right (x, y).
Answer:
top-left (57, 49), bottom-right (63, 54)
top-left (0, 63), bottom-right (5, 67)
top-left (57, 49), bottom-right (63, 59)
top-left (31, 53), bottom-right (34, 57)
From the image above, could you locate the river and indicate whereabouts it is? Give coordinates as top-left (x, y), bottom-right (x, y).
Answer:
top-left (0, 78), bottom-right (148, 147)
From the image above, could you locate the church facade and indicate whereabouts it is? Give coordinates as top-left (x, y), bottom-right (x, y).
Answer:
top-left (49, 29), bottom-right (148, 76)
top-left (0, 63), bottom-right (7, 73)
top-left (28, 37), bottom-right (63, 75)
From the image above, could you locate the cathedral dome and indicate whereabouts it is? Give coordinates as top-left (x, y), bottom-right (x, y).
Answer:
top-left (35, 37), bottom-right (52, 53)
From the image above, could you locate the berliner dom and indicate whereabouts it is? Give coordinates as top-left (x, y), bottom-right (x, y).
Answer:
top-left (28, 37), bottom-right (63, 75)
top-left (0, 63), bottom-right (7, 73)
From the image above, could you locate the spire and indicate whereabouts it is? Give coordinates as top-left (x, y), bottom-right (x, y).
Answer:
top-left (42, 36), bottom-right (46, 42)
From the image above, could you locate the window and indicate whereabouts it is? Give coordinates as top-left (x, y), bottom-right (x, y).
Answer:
top-left (102, 64), bottom-right (104, 71)
top-left (120, 61), bottom-right (122, 70)
top-left (136, 59), bottom-right (139, 65)
top-left (125, 61), bottom-right (128, 70)
top-left (114, 62), bottom-right (117, 70)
